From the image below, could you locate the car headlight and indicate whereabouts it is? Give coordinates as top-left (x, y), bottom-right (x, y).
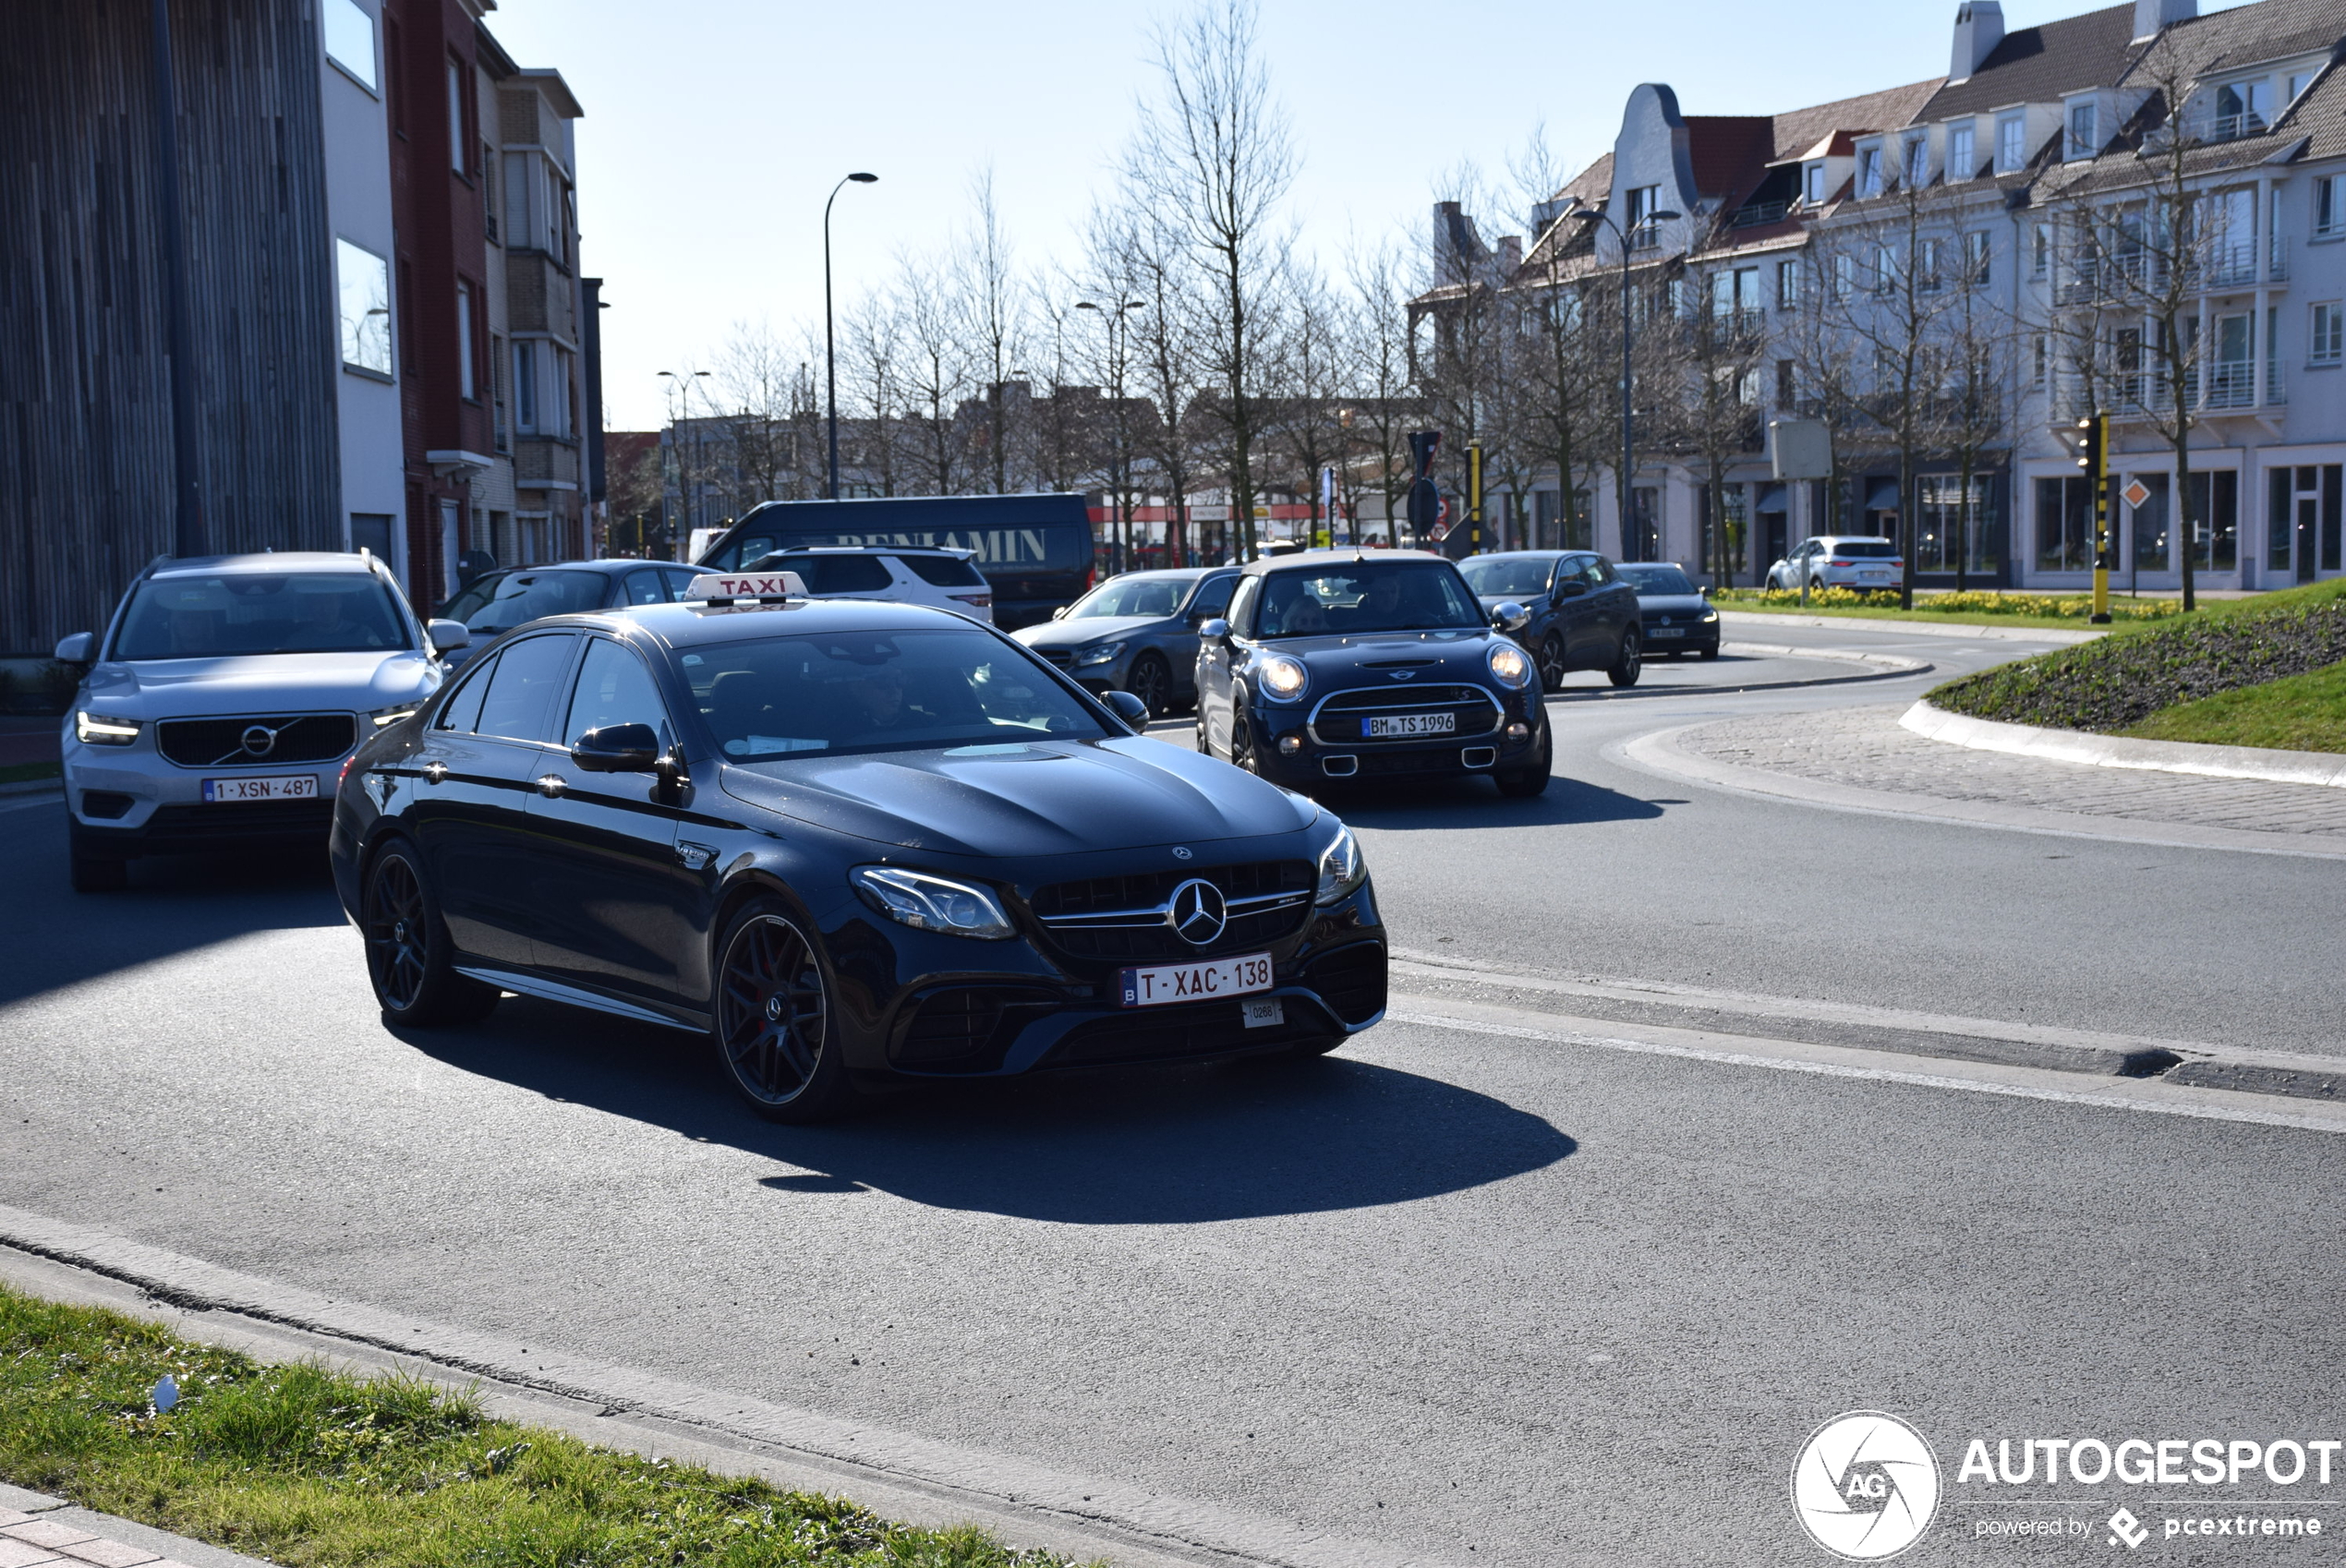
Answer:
top-left (1256, 655), bottom-right (1308, 701)
top-left (74, 710), bottom-right (141, 746)
top-left (1315, 822), bottom-right (1368, 906)
top-left (369, 703), bottom-right (423, 730)
top-left (1073, 641), bottom-right (1125, 667)
top-left (1486, 642), bottom-right (1531, 688)
top-left (851, 866), bottom-right (1016, 940)
top-left (1700, 609), bottom-right (1719, 623)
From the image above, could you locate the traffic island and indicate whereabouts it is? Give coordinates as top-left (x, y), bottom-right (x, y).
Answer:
top-left (0, 1285), bottom-right (1094, 1568)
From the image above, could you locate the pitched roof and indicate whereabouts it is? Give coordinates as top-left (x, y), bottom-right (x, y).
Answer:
top-left (1772, 78), bottom-right (1945, 160)
top-left (1922, 3), bottom-right (2144, 119)
top-left (2143, 0), bottom-right (2346, 88)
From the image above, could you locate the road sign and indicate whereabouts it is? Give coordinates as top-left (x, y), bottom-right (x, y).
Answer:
top-left (2122, 477), bottom-right (2152, 511)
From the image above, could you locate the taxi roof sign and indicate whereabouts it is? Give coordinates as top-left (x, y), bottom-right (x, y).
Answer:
top-left (684, 570), bottom-right (807, 605)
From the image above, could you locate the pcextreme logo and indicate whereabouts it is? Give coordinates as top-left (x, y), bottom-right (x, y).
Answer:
top-left (1791, 1411), bottom-right (1943, 1561)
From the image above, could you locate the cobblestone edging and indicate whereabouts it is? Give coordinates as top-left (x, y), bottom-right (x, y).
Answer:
top-left (1901, 699), bottom-right (2346, 790)
top-left (0, 1481), bottom-right (274, 1568)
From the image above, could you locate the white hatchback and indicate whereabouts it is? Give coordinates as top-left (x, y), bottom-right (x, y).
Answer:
top-left (53, 551), bottom-right (468, 891)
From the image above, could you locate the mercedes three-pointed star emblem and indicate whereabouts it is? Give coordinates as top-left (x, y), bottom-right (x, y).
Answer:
top-left (1166, 878), bottom-right (1227, 947)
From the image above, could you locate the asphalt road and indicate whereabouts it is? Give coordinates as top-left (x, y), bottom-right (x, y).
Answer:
top-left (3, 623), bottom-right (2341, 1568)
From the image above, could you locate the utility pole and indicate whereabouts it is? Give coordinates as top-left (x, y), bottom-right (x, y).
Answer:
top-left (151, 0), bottom-right (204, 558)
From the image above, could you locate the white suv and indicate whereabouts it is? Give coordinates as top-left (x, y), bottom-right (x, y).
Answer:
top-left (54, 551), bottom-right (468, 891)
top-left (742, 546), bottom-right (995, 621)
top-left (1766, 536), bottom-right (1906, 593)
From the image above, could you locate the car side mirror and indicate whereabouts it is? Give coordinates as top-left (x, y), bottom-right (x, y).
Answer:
top-left (426, 619), bottom-right (471, 656)
top-left (1492, 602), bottom-right (1531, 634)
top-left (54, 632), bottom-right (94, 663)
top-left (1101, 690), bottom-right (1149, 727)
top-left (1555, 580), bottom-right (1590, 600)
top-left (1701, 584), bottom-right (1713, 597)
top-left (572, 721), bottom-right (660, 773)
top-left (1051, 606), bottom-right (1070, 621)
top-left (1198, 617), bottom-right (1231, 644)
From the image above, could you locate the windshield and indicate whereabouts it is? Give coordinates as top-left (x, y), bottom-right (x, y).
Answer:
top-left (1066, 574), bottom-right (1194, 620)
top-left (1831, 539), bottom-right (1899, 559)
top-left (441, 569), bottom-right (605, 633)
top-left (1616, 565), bottom-right (1698, 595)
top-left (113, 573), bottom-right (411, 660)
top-left (1253, 562), bottom-right (1484, 638)
top-left (683, 628), bottom-right (1109, 760)
top-left (1457, 556), bottom-right (1554, 597)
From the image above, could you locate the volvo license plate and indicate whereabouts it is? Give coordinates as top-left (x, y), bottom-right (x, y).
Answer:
top-left (201, 775), bottom-right (319, 802)
top-left (1119, 951), bottom-right (1274, 1007)
top-left (1365, 712), bottom-right (1455, 739)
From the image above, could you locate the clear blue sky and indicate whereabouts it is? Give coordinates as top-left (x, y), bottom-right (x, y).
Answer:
top-left (482, 0), bottom-right (2251, 431)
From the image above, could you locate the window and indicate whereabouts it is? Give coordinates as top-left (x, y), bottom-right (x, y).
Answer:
top-left (335, 238), bottom-right (392, 376)
top-left (475, 633), bottom-right (577, 742)
top-left (2066, 101), bottom-right (2098, 162)
top-left (553, 347), bottom-right (575, 438)
top-left (2289, 70), bottom-right (2316, 103)
top-left (481, 144), bottom-right (498, 242)
top-left (455, 280), bottom-right (475, 399)
top-left (445, 58), bottom-right (468, 175)
top-left (2035, 476), bottom-right (2093, 572)
top-left (514, 340), bottom-right (538, 431)
top-left (1918, 476), bottom-right (1995, 574)
top-left (2313, 302), bottom-right (2344, 365)
top-left (1904, 136), bottom-right (1928, 187)
top-left (2213, 78), bottom-right (2270, 139)
top-left (1833, 252), bottom-right (1857, 299)
top-left (1776, 360), bottom-right (1796, 408)
top-left (2034, 333), bottom-right (2050, 388)
top-left (2031, 223), bottom-right (2050, 277)
top-left (1735, 267), bottom-right (1760, 313)
top-left (2129, 472), bottom-right (2171, 573)
top-left (2185, 471), bottom-right (2239, 572)
top-left (563, 639), bottom-right (671, 747)
top-left (1626, 185), bottom-right (1662, 245)
top-left (2318, 175), bottom-right (2345, 239)
top-left (1776, 258), bottom-right (1801, 307)
top-left (1805, 163), bottom-right (1827, 204)
top-left (1948, 124), bottom-right (1976, 180)
top-left (1918, 238), bottom-right (1942, 291)
top-left (323, 0), bottom-right (377, 91)
top-left (1857, 147), bottom-right (1883, 199)
top-left (1875, 244), bottom-right (1899, 294)
top-left (1711, 270), bottom-right (1735, 319)
top-left (1997, 115), bottom-right (2026, 173)
top-left (1965, 230), bottom-right (1991, 285)
top-left (490, 332), bottom-right (509, 450)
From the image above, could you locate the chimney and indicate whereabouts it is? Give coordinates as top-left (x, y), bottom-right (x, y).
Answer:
top-left (1951, 2), bottom-right (2004, 83)
top-left (2134, 0), bottom-right (2195, 42)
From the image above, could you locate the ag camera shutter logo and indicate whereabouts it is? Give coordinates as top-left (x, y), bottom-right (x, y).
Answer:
top-left (1791, 1411), bottom-right (1941, 1560)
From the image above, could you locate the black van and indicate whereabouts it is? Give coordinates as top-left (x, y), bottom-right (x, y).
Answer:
top-left (695, 494), bottom-right (1094, 631)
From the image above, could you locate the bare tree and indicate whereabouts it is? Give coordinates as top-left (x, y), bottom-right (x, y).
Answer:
top-left (841, 291), bottom-right (904, 496)
top-left (1651, 263), bottom-right (1769, 585)
top-left (895, 247), bottom-right (972, 496)
top-left (956, 165), bottom-right (1027, 495)
top-left (1125, 0), bottom-right (1297, 561)
top-left (1339, 241), bottom-right (1421, 546)
top-left (1126, 207), bottom-right (1207, 563)
top-left (1267, 269), bottom-right (1346, 542)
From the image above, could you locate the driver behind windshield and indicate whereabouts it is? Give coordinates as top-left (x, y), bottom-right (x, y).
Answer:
top-left (1255, 564), bottom-right (1481, 638)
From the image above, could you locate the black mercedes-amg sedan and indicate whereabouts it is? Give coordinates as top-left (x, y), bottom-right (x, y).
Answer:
top-left (328, 572), bottom-right (1386, 1122)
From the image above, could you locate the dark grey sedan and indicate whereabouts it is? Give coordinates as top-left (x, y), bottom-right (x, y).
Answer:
top-left (1612, 562), bottom-right (1722, 658)
top-left (1011, 567), bottom-right (1240, 716)
top-left (436, 560), bottom-right (702, 670)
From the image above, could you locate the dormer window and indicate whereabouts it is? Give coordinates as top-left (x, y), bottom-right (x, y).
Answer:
top-left (2065, 101), bottom-right (2098, 162)
top-left (1805, 163), bottom-right (1828, 204)
top-left (1904, 136), bottom-right (1929, 187)
top-left (1948, 123), bottom-right (1976, 180)
top-left (1996, 115), bottom-right (2026, 172)
top-left (1858, 146), bottom-right (1884, 199)
top-left (2212, 78), bottom-right (2270, 141)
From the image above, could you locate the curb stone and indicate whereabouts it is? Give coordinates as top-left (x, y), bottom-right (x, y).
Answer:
top-left (1716, 609), bottom-right (2103, 644)
top-left (0, 1480), bottom-right (280, 1568)
top-left (1902, 699), bottom-right (2346, 790)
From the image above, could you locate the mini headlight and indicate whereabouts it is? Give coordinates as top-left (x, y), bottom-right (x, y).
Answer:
top-left (851, 866), bottom-right (1016, 940)
top-left (74, 710), bottom-right (141, 746)
top-left (1486, 642), bottom-right (1532, 688)
top-left (369, 704), bottom-right (422, 729)
top-left (1315, 822), bottom-right (1368, 906)
top-left (1073, 641), bottom-right (1125, 667)
top-left (1256, 656), bottom-right (1308, 701)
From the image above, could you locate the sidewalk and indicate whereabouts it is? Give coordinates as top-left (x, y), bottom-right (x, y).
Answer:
top-left (1622, 703), bottom-right (2346, 854)
top-left (0, 1482), bottom-right (274, 1568)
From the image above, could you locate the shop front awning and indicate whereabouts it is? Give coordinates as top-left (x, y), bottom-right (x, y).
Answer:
top-left (1754, 483), bottom-right (1789, 513)
top-left (1864, 478), bottom-right (1902, 513)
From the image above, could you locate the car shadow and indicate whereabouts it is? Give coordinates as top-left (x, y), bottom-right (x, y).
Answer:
top-left (0, 807), bottom-right (345, 1007)
top-left (1323, 774), bottom-right (1665, 828)
top-left (400, 996), bottom-right (1578, 1224)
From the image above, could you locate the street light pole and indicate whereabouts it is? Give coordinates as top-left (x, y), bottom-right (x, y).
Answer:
top-left (824, 173), bottom-right (879, 502)
top-left (1077, 298), bottom-right (1147, 573)
top-left (1574, 203), bottom-right (1678, 561)
top-left (659, 368), bottom-right (709, 560)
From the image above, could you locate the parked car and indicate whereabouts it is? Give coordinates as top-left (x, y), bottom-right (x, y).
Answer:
top-left (1011, 567), bottom-right (1240, 715)
top-left (1457, 550), bottom-right (1644, 689)
top-left (329, 573), bottom-right (1385, 1122)
top-left (1610, 563), bottom-right (1722, 659)
top-left (1765, 536), bottom-right (1905, 593)
top-left (742, 545), bottom-right (995, 622)
top-left (1194, 549), bottom-right (1553, 799)
top-left (54, 551), bottom-right (467, 891)
top-left (438, 560), bottom-right (704, 669)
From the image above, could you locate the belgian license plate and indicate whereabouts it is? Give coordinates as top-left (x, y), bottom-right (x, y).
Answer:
top-left (1119, 951), bottom-right (1274, 1007)
top-left (1651, 626), bottom-right (1687, 638)
top-left (1862, 570), bottom-right (1890, 581)
top-left (201, 775), bottom-right (319, 803)
top-left (1365, 711), bottom-right (1455, 739)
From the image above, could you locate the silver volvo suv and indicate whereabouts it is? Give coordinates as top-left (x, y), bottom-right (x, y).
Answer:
top-left (54, 551), bottom-right (468, 891)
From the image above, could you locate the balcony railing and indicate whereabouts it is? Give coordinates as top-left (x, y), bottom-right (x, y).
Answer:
top-left (1628, 221), bottom-right (1665, 250)
top-left (2055, 235), bottom-right (2289, 301)
top-left (1730, 200), bottom-right (1788, 230)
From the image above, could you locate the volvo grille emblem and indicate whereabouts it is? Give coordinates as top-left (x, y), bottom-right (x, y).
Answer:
top-left (1166, 878), bottom-right (1227, 947)
top-left (1171, 846), bottom-right (1192, 861)
top-left (240, 724), bottom-right (278, 756)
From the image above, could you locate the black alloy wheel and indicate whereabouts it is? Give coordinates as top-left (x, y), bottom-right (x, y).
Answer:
top-left (1126, 652), bottom-right (1173, 718)
top-left (1536, 631), bottom-right (1569, 688)
top-left (362, 841), bottom-right (499, 1026)
top-left (1227, 700), bottom-right (1262, 775)
top-left (713, 902), bottom-right (853, 1122)
top-left (1607, 627), bottom-right (1643, 688)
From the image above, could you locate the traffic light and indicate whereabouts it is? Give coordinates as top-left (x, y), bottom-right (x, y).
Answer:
top-left (2076, 413), bottom-right (2111, 624)
top-left (1406, 430), bottom-right (1443, 544)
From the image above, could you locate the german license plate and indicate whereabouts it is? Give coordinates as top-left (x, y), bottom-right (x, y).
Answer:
top-left (1365, 711), bottom-right (1455, 739)
top-left (201, 775), bottom-right (319, 802)
top-left (1119, 950), bottom-right (1274, 1007)
top-left (1651, 626), bottom-right (1687, 638)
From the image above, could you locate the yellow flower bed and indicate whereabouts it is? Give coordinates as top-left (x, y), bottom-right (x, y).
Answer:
top-left (1718, 587), bottom-right (2184, 621)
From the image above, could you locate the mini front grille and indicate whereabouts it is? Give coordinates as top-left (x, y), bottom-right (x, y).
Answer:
top-left (1317, 684), bottom-right (1483, 710)
top-left (159, 713), bottom-right (357, 768)
top-left (1309, 686), bottom-right (1500, 746)
top-left (1031, 860), bottom-right (1313, 962)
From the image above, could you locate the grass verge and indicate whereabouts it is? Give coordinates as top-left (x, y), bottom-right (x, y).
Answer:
top-left (2121, 658), bottom-right (2346, 754)
top-left (0, 761), bottom-right (60, 785)
top-left (1928, 577), bottom-right (2346, 734)
top-left (0, 1285), bottom-right (1090, 1568)
top-left (1713, 586), bottom-right (2181, 631)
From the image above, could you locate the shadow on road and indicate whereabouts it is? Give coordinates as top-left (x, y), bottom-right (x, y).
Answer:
top-left (405, 996), bottom-right (1577, 1224)
top-left (0, 806), bottom-right (345, 1007)
top-left (1327, 774), bottom-right (1664, 829)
